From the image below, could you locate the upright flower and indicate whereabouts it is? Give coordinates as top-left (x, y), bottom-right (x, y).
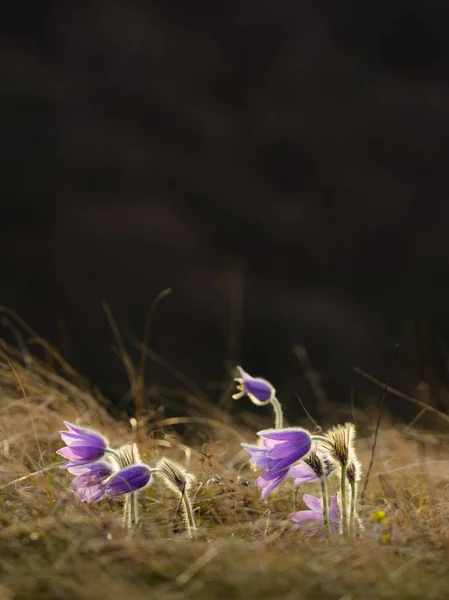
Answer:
top-left (68, 461), bottom-right (115, 502)
top-left (241, 427), bottom-right (312, 498)
top-left (289, 493), bottom-right (340, 532)
top-left (57, 422), bottom-right (109, 467)
top-left (233, 366), bottom-right (284, 428)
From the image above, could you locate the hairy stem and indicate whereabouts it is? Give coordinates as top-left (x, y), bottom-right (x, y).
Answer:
top-left (340, 465), bottom-right (348, 536)
top-left (349, 480), bottom-right (357, 537)
top-left (320, 476), bottom-right (331, 537)
top-left (130, 492), bottom-right (139, 526)
top-left (270, 396), bottom-right (283, 429)
top-left (123, 495), bottom-right (131, 528)
top-left (181, 492), bottom-right (197, 539)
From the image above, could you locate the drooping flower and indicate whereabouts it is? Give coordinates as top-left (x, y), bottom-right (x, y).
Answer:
top-left (57, 422), bottom-right (109, 467)
top-left (233, 366), bottom-right (275, 405)
top-left (258, 428), bottom-right (312, 473)
top-left (241, 427), bottom-right (312, 498)
top-left (69, 461), bottom-right (115, 502)
top-left (289, 493), bottom-right (340, 531)
top-left (105, 465), bottom-right (152, 496)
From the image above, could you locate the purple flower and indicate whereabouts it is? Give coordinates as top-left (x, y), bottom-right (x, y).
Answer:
top-left (233, 366), bottom-right (275, 405)
top-left (105, 465), bottom-right (152, 496)
top-left (258, 428), bottom-right (312, 473)
top-left (241, 427), bottom-right (312, 498)
top-left (57, 422), bottom-right (108, 467)
top-left (69, 461), bottom-right (115, 502)
top-left (289, 493), bottom-right (340, 531)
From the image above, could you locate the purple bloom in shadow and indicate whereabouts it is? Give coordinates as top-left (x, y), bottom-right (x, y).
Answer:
top-left (233, 366), bottom-right (275, 405)
top-left (289, 493), bottom-right (340, 532)
top-left (105, 465), bottom-right (152, 496)
top-left (57, 422), bottom-right (108, 467)
top-left (69, 461), bottom-right (115, 502)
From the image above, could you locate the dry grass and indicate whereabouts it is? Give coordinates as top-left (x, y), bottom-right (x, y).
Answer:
top-left (1, 343), bottom-right (449, 600)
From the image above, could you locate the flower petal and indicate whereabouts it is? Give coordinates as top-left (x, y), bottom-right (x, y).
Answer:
top-left (329, 492), bottom-right (340, 522)
top-left (268, 446), bottom-right (312, 473)
top-left (256, 470), bottom-right (289, 499)
top-left (289, 509), bottom-right (324, 528)
top-left (75, 484), bottom-right (106, 502)
top-left (287, 462), bottom-right (318, 484)
top-left (302, 494), bottom-right (323, 513)
top-left (56, 445), bottom-right (105, 461)
top-left (60, 431), bottom-right (106, 449)
top-left (258, 427), bottom-right (311, 443)
top-left (240, 444), bottom-right (270, 470)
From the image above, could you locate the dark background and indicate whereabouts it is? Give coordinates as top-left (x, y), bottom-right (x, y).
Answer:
top-left (3, 2), bottom-right (449, 418)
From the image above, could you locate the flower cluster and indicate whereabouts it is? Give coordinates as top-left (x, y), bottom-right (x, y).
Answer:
top-left (57, 422), bottom-right (152, 503)
top-left (57, 421), bottom-right (198, 534)
top-left (236, 367), bottom-right (362, 537)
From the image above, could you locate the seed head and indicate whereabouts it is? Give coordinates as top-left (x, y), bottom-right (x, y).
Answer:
top-left (156, 458), bottom-right (196, 496)
top-left (116, 443), bottom-right (141, 468)
top-left (303, 446), bottom-right (336, 479)
top-left (322, 422), bottom-right (356, 467)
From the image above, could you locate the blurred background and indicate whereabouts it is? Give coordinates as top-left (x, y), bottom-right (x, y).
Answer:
top-left (3, 1), bottom-right (449, 419)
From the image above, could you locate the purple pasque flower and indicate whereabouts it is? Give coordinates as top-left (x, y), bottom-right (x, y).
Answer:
top-left (233, 366), bottom-right (275, 405)
top-left (69, 461), bottom-right (115, 502)
top-left (240, 453), bottom-right (317, 500)
top-left (258, 428), bottom-right (312, 473)
top-left (289, 493), bottom-right (340, 531)
top-left (57, 422), bottom-right (109, 467)
top-left (241, 427), bottom-right (312, 498)
top-left (105, 465), bottom-right (152, 496)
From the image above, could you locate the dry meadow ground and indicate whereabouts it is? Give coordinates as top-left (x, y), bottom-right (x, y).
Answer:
top-left (1, 340), bottom-right (449, 600)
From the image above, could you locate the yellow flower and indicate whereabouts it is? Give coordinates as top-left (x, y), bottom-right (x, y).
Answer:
top-left (370, 509), bottom-right (388, 525)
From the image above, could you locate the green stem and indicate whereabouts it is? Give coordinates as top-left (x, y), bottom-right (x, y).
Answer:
top-left (105, 448), bottom-right (121, 461)
top-left (349, 480), bottom-right (357, 537)
top-left (270, 396), bottom-right (283, 429)
top-left (320, 476), bottom-right (331, 537)
top-left (181, 492), bottom-right (197, 539)
top-left (340, 465), bottom-right (348, 536)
